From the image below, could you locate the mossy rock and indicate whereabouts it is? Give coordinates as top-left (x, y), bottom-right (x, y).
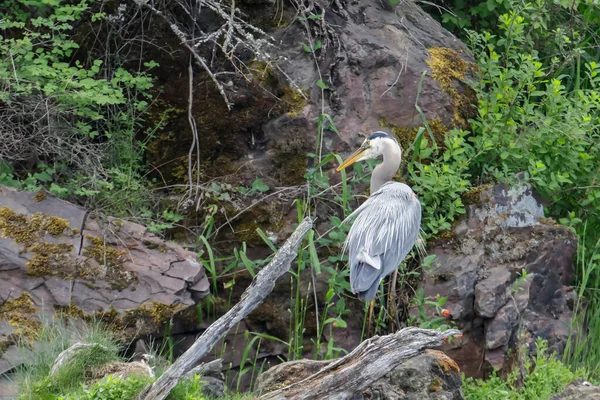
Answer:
top-left (426, 47), bottom-right (478, 128)
top-left (0, 293), bottom-right (41, 341)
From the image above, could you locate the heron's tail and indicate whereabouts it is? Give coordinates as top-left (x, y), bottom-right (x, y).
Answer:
top-left (351, 257), bottom-right (382, 302)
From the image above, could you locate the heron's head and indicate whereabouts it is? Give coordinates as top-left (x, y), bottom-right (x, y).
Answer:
top-left (336, 131), bottom-right (399, 172)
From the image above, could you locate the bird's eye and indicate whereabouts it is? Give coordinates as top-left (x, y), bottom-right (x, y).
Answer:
top-left (365, 140), bottom-right (371, 148)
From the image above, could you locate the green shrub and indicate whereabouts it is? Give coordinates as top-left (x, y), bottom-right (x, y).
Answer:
top-left (59, 375), bottom-right (152, 400)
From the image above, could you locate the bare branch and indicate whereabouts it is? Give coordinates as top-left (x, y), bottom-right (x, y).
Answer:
top-left (141, 217), bottom-right (315, 400)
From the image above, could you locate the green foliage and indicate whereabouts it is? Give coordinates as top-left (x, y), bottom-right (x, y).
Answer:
top-left (0, 0), bottom-right (163, 221)
top-left (59, 375), bottom-right (152, 400)
top-left (465, 0), bottom-right (600, 244)
top-left (463, 338), bottom-right (582, 399)
top-left (167, 375), bottom-right (208, 400)
top-left (408, 127), bottom-right (474, 235)
top-left (14, 317), bottom-right (122, 400)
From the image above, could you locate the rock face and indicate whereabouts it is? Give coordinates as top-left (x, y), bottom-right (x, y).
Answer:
top-left (255, 350), bottom-right (464, 399)
top-left (0, 185), bottom-right (210, 374)
top-left (145, 0), bottom-right (477, 244)
top-left (421, 184), bottom-right (576, 377)
top-left (549, 379), bottom-right (600, 400)
top-left (265, 0), bottom-right (476, 178)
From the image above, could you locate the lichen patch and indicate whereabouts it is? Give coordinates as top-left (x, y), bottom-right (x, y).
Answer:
top-left (426, 47), bottom-right (478, 127)
top-left (0, 293), bottom-right (41, 341)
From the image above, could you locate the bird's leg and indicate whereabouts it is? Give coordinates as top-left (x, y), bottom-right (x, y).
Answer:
top-left (367, 299), bottom-right (375, 336)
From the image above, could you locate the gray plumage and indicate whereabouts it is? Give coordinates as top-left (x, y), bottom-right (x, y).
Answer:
top-left (338, 132), bottom-right (422, 301)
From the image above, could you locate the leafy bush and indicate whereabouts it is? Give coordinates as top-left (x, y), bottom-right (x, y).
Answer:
top-left (59, 375), bottom-right (152, 400)
top-left (0, 0), bottom-right (160, 218)
top-left (465, 0), bottom-right (600, 243)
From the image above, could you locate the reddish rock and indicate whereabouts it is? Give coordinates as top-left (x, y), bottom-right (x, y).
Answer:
top-left (0, 185), bottom-right (210, 373)
top-left (422, 184), bottom-right (576, 378)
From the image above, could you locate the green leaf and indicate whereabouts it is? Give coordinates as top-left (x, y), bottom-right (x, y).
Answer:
top-left (308, 229), bottom-right (321, 274)
top-left (316, 79), bottom-right (329, 90)
top-left (251, 178), bottom-right (270, 193)
top-left (334, 318), bottom-right (347, 328)
top-left (302, 43), bottom-right (312, 53)
top-left (313, 40), bottom-right (322, 51)
top-left (239, 250), bottom-right (256, 278)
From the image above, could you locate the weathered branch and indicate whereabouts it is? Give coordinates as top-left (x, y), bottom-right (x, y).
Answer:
top-left (141, 217), bottom-right (314, 400)
top-left (133, 0), bottom-right (234, 110)
top-left (258, 327), bottom-right (461, 400)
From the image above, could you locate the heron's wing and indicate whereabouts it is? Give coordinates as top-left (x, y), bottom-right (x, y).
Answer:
top-left (343, 182), bottom-right (422, 299)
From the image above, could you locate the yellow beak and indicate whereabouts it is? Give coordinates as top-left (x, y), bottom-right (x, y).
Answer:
top-left (336, 147), bottom-right (366, 172)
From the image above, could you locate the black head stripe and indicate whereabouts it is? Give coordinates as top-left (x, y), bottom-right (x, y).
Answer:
top-left (367, 131), bottom-right (396, 142)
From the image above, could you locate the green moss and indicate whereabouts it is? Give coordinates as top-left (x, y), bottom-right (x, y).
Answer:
top-left (234, 202), bottom-right (284, 245)
top-left (56, 301), bottom-right (181, 340)
top-left (279, 86), bottom-right (308, 117)
top-left (26, 242), bottom-right (75, 277)
top-left (0, 293), bottom-right (41, 340)
top-left (426, 47), bottom-right (478, 127)
top-left (432, 230), bottom-right (456, 242)
top-left (238, 0), bottom-right (294, 30)
top-left (0, 207), bottom-right (73, 245)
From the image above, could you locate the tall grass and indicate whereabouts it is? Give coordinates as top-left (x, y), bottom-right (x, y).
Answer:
top-left (564, 226), bottom-right (600, 380)
top-left (14, 316), bottom-right (122, 400)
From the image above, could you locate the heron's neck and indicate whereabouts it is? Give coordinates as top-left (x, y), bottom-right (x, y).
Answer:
top-left (371, 142), bottom-right (401, 193)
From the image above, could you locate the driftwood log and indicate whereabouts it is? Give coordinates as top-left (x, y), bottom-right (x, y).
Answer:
top-left (141, 217), bottom-right (314, 400)
top-left (258, 327), bottom-right (461, 400)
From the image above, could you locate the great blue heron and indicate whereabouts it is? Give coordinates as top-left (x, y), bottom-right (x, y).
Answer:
top-left (336, 131), bottom-right (422, 302)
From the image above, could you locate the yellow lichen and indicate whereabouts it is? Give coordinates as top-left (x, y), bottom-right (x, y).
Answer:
top-left (55, 302), bottom-right (181, 340)
top-left (426, 47), bottom-right (478, 127)
top-left (0, 207), bottom-right (73, 245)
top-left (429, 376), bottom-right (444, 392)
top-left (0, 293), bottom-right (41, 340)
top-left (33, 190), bottom-right (46, 202)
top-left (462, 184), bottom-right (490, 206)
top-left (83, 235), bottom-right (137, 291)
top-left (25, 242), bottom-right (76, 277)
top-left (0, 207), bottom-right (83, 278)
top-left (426, 349), bottom-right (461, 373)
